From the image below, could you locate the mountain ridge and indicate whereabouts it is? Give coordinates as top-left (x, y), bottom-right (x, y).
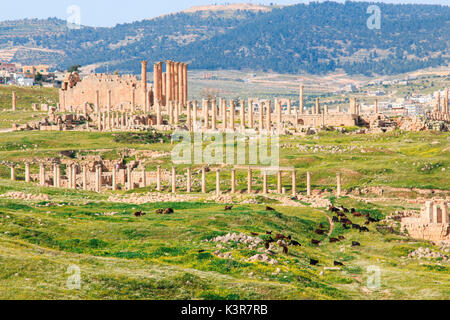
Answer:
top-left (0, 1), bottom-right (449, 76)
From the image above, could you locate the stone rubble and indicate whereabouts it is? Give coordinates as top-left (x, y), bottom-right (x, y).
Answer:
top-left (0, 191), bottom-right (50, 201)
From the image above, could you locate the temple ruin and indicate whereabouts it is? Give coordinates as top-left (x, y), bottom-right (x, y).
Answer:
top-left (401, 200), bottom-right (450, 242)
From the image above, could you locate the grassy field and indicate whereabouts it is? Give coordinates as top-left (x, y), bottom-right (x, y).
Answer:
top-left (0, 178), bottom-right (448, 300)
top-left (0, 85), bottom-right (58, 129)
top-left (0, 81), bottom-right (449, 300)
top-left (0, 130), bottom-right (448, 191)
top-left (0, 128), bottom-right (448, 299)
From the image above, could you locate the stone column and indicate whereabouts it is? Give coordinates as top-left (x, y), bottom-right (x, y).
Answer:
top-left (72, 164), bottom-right (77, 189)
top-left (53, 164), bottom-right (58, 187)
top-left (95, 165), bottom-right (101, 193)
top-left (174, 102), bottom-right (179, 125)
top-left (169, 101), bottom-right (174, 125)
top-left (66, 164), bottom-right (72, 189)
top-left (277, 170), bottom-right (282, 194)
top-left (82, 165), bottom-right (87, 191)
top-left (212, 100), bottom-right (217, 130)
top-left (201, 167), bottom-right (206, 193)
top-left (126, 165), bottom-right (132, 191)
top-left (299, 84), bottom-right (304, 114)
top-left (156, 102), bottom-right (162, 125)
top-left (131, 89), bottom-right (136, 113)
top-left (193, 100), bottom-right (198, 129)
top-left (374, 98), bottom-right (379, 114)
top-left (216, 169), bottom-right (221, 195)
top-left (259, 102), bottom-right (264, 131)
top-left (183, 63), bottom-right (188, 106)
top-left (432, 203), bottom-right (439, 223)
top-left (248, 99), bottom-right (254, 129)
top-left (142, 167), bottom-right (147, 188)
top-left (186, 167), bottom-right (191, 193)
top-left (336, 173), bottom-right (342, 197)
top-left (10, 165), bottom-right (15, 181)
top-left (107, 90), bottom-right (112, 114)
top-left (223, 100), bottom-right (228, 130)
top-left (177, 62), bottom-right (183, 104)
top-left (25, 163), bottom-right (30, 183)
top-left (165, 61), bottom-right (171, 106)
top-left (203, 100), bottom-right (209, 130)
top-left (141, 60), bottom-right (148, 92)
top-left (425, 200), bottom-right (433, 222)
top-left (276, 99), bottom-right (282, 134)
top-left (435, 91), bottom-right (441, 112)
top-left (292, 170), bottom-right (296, 196)
top-left (39, 164), bottom-right (45, 186)
top-left (287, 100), bottom-right (292, 115)
top-left (230, 100), bottom-right (235, 130)
top-left (83, 102), bottom-right (88, 117)
top-left (162, 72), bottom-right (167, 106)
top-left (57, 165), bottom-right (61, 188)
top-left (266, 101), bottom-right (271, 131)
top-left (247, 167), bottom-right (252, 194)
top-left (306, 171), bottom-right (311, 196)
top-left (441, 201), bottom-right (449, 225)
top-left (240, 100), bottom-right (245, 131)
top-left (231, 168), bottom-right (236, 194)
top-left (144, 88), bottom-right (149, 113)
top-left (315, 98), bottom-right (320, 115)
top-left (185, 101), bottom-right (191, 130)
top-left (171, 167), bottom-right (176, 193)
top-left (262, 169), bottom-right (268, 194)
top-left (153, 62), bottom-right (160, 102)
top-left (12, 91), bottom-right (16, 111)
top-left (95, 90), bottom-right (100, 114)
top-left (156, 165), bottom-right (161, 191)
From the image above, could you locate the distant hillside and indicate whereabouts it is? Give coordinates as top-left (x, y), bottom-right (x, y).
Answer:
top-left (0, 2), bottom-right (449, 76)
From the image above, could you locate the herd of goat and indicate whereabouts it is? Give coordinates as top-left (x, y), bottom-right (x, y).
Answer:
top-left (133, 203), bottom-right (381, 268)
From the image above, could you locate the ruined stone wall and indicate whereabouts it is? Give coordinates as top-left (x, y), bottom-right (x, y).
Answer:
top-left (296, 114), bottom-right (358, 127)
top-left (60, 74), bottom-right (150, 112)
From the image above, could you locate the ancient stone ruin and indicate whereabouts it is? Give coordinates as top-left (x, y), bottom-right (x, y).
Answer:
top-left (401, 200), bottom-right (450, 242)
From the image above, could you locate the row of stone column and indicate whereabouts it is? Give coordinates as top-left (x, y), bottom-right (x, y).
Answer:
top-left (434, 89), bottom-right (449, 115)
top-left (8, 163), bottom-right (343, 197)
top-left (96, 111), bottom-right (136, 131)
top-left (153, 61), bottom-right (188, 107)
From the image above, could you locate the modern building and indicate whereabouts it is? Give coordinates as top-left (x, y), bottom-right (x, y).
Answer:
top-left (21, 65), bottom-right (50, 76)
top-left (405, 104), bottom-right (424, 116)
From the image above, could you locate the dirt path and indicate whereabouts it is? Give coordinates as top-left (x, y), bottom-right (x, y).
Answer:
top-left (319, 215), bottom-right (334, 246)
top-left (327, 216), bottom-right (335, 238)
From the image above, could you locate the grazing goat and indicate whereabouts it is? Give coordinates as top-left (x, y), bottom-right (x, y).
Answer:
top-left (310, 259), bottom-right (319, 266)
top-left (311, 239), bottom-right (321, 245)
top-left (134, 211), bottom-right (146, 217)
top-left (334, 261), bottom-right (344, 266)
top-left (224, 205), bottom-right (233, 211)
top-left (266, 206), bottom-right (275, 211)
top-left (329, 238), bottom-right (340, 243)
top-left (352, 241), bottom-right (361, 247)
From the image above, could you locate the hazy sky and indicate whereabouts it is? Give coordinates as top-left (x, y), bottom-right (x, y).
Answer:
top-left (1, 0), bottom-right (448, 27)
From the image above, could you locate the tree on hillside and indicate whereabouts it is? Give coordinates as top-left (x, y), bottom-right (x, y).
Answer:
top-left (68, 65), bottom-right (81, 73)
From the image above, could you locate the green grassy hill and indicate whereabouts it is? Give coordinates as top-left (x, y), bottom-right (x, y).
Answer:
top-left (0, 179), bottom-right (448, 299)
